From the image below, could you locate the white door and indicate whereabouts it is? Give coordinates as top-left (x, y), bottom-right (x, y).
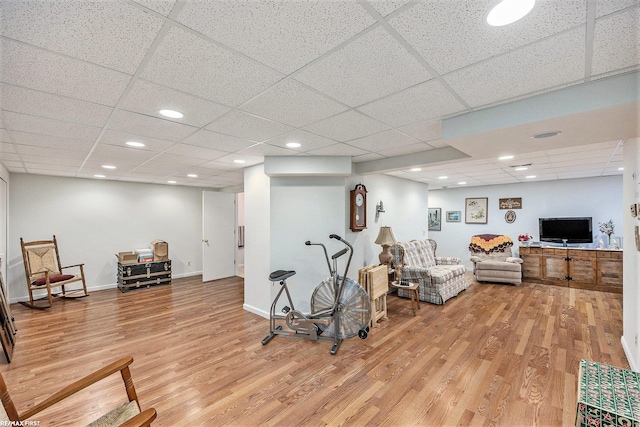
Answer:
top-left (202, 191), bottom-right (236, 282)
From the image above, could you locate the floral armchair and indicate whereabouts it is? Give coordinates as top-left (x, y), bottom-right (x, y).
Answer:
top-left (469, 234), bottom-right (523, 285)
top-left (391, 239), bottom-right (468, 305)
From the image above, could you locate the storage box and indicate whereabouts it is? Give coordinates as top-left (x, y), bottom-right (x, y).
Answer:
top-left (151, 239), bottom-right (169, 261)
top-left (116, 251), bottom-right (138, 265)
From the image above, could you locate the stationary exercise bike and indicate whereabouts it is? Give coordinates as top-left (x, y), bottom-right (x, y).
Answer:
top-left (261, 234), bottom-right (371, 355)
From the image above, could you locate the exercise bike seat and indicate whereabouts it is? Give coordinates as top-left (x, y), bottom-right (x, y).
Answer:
top-left (269, 270), bottom-right (296, 282)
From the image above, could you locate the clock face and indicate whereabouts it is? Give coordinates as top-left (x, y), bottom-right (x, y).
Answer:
top-left (355, 193), bottom-right (364, 207)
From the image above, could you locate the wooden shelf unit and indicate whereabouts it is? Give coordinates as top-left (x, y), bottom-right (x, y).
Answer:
top-left (519, 246), bottom-right (622, 293)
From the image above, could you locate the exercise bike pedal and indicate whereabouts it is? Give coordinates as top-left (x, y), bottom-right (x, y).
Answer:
top-left (281, 306), bottom-right (290, 314)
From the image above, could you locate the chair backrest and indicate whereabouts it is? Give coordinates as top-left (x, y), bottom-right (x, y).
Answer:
top-left (21, 236), bottom-right (63, 282)
top-left (469, 234), bottom-right (514, 260)
top-left (393, 239), bottom-right (436, 270)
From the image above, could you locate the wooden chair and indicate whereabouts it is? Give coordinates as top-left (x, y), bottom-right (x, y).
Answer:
top-left (20, 235), bottom-right (88, 309)
top-left (0, 356), bottom-right (156, 426)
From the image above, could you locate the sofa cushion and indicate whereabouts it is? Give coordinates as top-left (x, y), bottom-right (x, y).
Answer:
top-left (475, 260), bottom-right (521, 272)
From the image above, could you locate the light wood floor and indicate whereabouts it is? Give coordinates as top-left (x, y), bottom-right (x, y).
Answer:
top-left (0, 274), bottom-right (627, 426)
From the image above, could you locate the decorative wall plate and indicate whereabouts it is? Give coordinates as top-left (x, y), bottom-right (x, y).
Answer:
top-left (505, 210), bottom-right (516, 223)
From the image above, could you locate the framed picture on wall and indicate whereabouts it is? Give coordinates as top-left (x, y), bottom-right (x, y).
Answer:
top-left (428, 208), bottom-right (442, 231)
top-left (446, 211), bottom-right (461, 222)
top-left (465, 198), bottom-right (488, 224)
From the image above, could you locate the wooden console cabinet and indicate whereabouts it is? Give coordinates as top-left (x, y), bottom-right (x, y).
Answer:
top-left (519, 247), bottom-right (622, 293)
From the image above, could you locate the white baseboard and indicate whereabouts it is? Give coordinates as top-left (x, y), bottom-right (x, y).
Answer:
top-left (243, 303), bottom-right (268, 319)
top-left (621, 335), bottom-right (639, 372)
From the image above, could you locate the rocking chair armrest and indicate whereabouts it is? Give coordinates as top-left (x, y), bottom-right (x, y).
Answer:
top-left (20, 356), bottom-right (135, 420)
top-left (119, 408), bottom-right (157, 427)
top-left (61, 263), bottom-right (84, 270)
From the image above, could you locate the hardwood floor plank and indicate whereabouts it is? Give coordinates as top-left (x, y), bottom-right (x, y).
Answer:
top-left (0, 275), bottom-right (628, 426)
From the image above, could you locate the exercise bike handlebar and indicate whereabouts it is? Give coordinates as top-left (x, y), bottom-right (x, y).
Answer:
top-left (305, 240), bottom-right (332, 275)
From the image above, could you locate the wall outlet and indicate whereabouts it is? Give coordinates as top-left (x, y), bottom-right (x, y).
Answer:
top-left (187, 260), bottom-right (191, 266)
top-left (635, 333), bottom-right (638, 348)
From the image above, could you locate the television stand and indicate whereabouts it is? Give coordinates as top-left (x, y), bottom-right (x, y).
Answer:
top-left (519, 246), bottom-right (622, 293)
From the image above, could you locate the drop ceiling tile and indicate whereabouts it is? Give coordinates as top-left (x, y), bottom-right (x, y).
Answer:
top-left (88, 144), bottom-right (158, 164)
top-left (264, 129), bottom-right (338, 152)
top-left (0, 38), bottom-right (130, 106)
top-left (24, 168), bottom-right (77, 177)
top-left (108, 110), bottom-right (196, 142)
top-left (303, 110), bottom-right (389, 142)
top-left (0, 153), bottom-right (20, 162)
top-left (0, 129), bottom-right (10, 143)
top-left (120, 79), bottom-right (231, 128)
top-left (150, 153), bottom-right (207, 166)
top-left (347, 130), bottom-right (418, 152)
top-left (444, 27), bottom-right (586, 108)
top-left (235, 143), bottom-right (299, 157)
top-left (163, 143), bottom-right (227, 161)
top-left (1, 161), bottom-right (24, 171)
top-left (294, 26), bottom-right (432, 107)
top-left (141, 26), bottom-right (284, 107)
top-left (176, 1), bottom-right (376, 74)
top-left (10, 132), bottom-right (90, 152)
top-left (80, 162), bottom-right (137, 174)
top-left (376, 142), bottom-right (438, 158)
top-left (3, 111), bottom-right (101, 141)
top-left (99, 130), bottom-right (175, 152)
top-left (304, 143), bottom-right (369, 157)
top-left (21, 155), bottom-right (82, 166)
top-left (131, 0), bottom-right (176, 16)
top-left (592, 8), bottom-right (640, 76)
top-left (15, 145), bottom-right (88, 159)
top-left (596, 1), bottom-right (640, 17)
top-left (1, 1), bottom-right (164, 74)
top-left (352, 152), bottom-right (385, 163)
top-left (182, 129), bottom-right (255, 153)
top-left (0, 143), bottom-right (16, 154)
top-left (205, 110), bottom-right (293, 142)
top-left (210, 154), bottom-right (264, 167)
top-left (397, 120), bottom-right (442, 142)
top-left (390, 0), bottom-right (586, 74)
top-left (358, 80), bottom-right (466, 128)
top-left (241, 79), bottom-right (348, 128)
top-left (367, 0), bottom-right (414, 17)
top-left (124, 164), bottom-right (177, 178)
top-left (1, 84), bottom-right (113, 128)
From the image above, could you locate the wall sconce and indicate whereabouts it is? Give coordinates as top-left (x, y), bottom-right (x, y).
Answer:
top-left (375, 200), bottom-right (385, 221)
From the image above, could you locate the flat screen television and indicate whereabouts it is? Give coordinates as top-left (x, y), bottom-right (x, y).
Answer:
top-left (539, 217), bottom-right (593, 244)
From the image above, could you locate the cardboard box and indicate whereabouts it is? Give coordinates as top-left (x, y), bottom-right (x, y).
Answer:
top-left (116, 251), bottom-right (138, 265)
top-left (151, 240), bottom-right (169, 261)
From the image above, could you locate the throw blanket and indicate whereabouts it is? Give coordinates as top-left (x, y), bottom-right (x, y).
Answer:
top-left (469, 234), bottom-right (513, 254)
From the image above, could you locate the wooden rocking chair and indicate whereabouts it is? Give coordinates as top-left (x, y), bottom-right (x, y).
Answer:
top-left (0, 356), bottom-right (157, 426)
top-left (20, 235), bottom-right (89, 309)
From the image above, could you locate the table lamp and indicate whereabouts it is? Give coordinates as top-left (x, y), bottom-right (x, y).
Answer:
top-left (375, 226), bottom-right (397, 265)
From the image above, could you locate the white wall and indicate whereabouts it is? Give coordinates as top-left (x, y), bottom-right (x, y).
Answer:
top-left (8, 174), bottom-right (206, 302)
top-left (623, 138), bottom-right (640, 371)
top-left (428, 175), bottom-right (623, 271)
top-left (242, 164), bottom-right (271, 317)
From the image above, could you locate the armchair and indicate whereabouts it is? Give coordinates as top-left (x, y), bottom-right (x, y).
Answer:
top-left (391, 239), bottom-right (468, 305)
top-left (469, 234), bottom-right (523, 285)
top-left (20, 235), bottom-right (89, 309)
top-left (0, 356), bottom-right (156, 426)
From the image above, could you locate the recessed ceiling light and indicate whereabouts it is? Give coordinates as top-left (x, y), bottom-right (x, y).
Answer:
top-left (514, 166), bottom-right (528, 171)
top-left (525, 175), bottom-right (536, 179)
top-left (486, 0), bottom-right (535, 27)
top-left (102, 165), bottom-right (116, 169)
top-left (126, 141), bottom-right (145, 148)
top-left (168, 180), bottom-right (177, 184)
top-left (532, 131), bottom-right (561, 139)
top-left (411, 168), bottom-right (422, 172)
top-left (187, 174), bottom-right (198, 178)
top-left (286, 142), bottom-right (301, 148)
top-left (158, 109), bottom-right (184, 119)
top-left (438, 176), bottom-right (448, 179)
top-left (618, 167), bottom-right (624, 171)
top-left (499, 155), bottom-right (514, 160)
top-left (233, 159), bottom-right (246, 164)
top-left (94, 174), bottom-right (105, 178)
top-left (458, 181), bottom-right (467, 185)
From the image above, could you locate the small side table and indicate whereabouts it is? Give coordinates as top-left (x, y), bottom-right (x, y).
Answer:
top-left (390, 281), bottom-right (420, 316)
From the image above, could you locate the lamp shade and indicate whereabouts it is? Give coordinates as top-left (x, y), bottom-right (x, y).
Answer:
top-left (375, 226), bottom-right (397, 246)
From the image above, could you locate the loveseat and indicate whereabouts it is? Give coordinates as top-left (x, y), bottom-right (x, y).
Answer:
top-left (469, 234), bottom-right (522, 285)
top-left (391, 239), bottom-right (468, 305)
